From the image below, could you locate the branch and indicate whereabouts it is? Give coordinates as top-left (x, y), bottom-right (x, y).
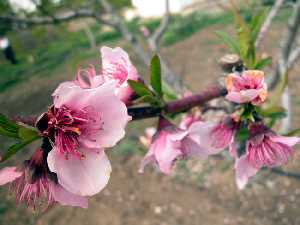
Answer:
top-left (255, 0), bottom-right (285, 48)
top-left (148, 0), bottom-right (170, 51)
top-left (288, 45), bottom-right (300, 69)
top-left (128, 85), bottom-right (227, 120)
top-left (270, 168), bottom-right (300, 181)
top-left (268, 1), bottom-right (300, 90)
top-left (97, 0), bottom-right (151, 64)
top-left (0, 9), bottom-right (96, 26)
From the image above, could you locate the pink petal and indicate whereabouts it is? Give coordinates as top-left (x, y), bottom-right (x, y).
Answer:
top-left (181, 137), bottom-right (209, 159)
top-left (270, 136), bottom-right (300, 147)
top-left (188, 121), bottom-right (224, 154)
top-left (153, 133), bottom-right (182, 174)
top-left (229, 141), bottom-right (238, 158)
top-left (101, 46), bottom-right (130, 66)
top-left (0, 167), bottom-right (22, 185)
top-left (52, 81), bottom-right (78, 106)
top-left (226, 89), bottom-right (260, 103)
top-left (240, 89), bottom-right (261, 101)
top-left (101, 46), bottom-right (139, 81)
top-left (235, 155), bottom-right (258, 189)
top-left (79, 83), bottom-right (131, 148)
top-left (47, 147), bottom-right (112, 196)
top-left (168, 129), bottom-right (189, 141)
top-left (50, 182), bottom-right (88, 208)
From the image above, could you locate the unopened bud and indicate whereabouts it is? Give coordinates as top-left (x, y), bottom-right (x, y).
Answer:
top-left (219, 54), bottom-right (243, 72)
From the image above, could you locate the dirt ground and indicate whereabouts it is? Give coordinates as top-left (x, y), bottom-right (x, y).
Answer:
top-left (1, 22), bottom-right (300, 225)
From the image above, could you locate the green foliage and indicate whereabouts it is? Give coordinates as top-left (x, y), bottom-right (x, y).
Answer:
top-left (255, 57), bottom-right (272, 69)
top-left (215, 31), bottom-right (240, 54)
top-left (257, 106), bottom-right (286, 119)
top-left (1, 135), bottom-right (39, 162)
top-left (128, 80), bottom-right (154, 97)
top-left (162, 82), bottom-right (178, 101)
top-left (0, 114), bottom-right (19, 138)
top-left (150, 55), bottom-right (163, 97)
top-left (235, 126), bottom-right (250, 142)
top-left (216, 6), bottom-right (272, 69)
top-left (163, 12), bottom-right (233, 46)
top-left (0, 114), bottom-right (40, 162)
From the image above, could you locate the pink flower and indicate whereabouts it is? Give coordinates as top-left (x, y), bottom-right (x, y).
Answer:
top-left (234, 123), bottom-right (300, 189)
top-left (101, 46), bottom-right (139, 104)
top-left (225, 70), bottom-right (267, 105)
top-left (74, 46), bottom-right (139, 104)
top-left (38, 80), bottom-right (131, 196)
top-left (139, 117), bottom-right (209, 175)
top-left (187, 116), bottom-right (239, 155)
top-left (0, 149), bottom-right (87, 209)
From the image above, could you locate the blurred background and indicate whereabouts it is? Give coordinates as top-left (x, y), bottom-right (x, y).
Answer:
top-left (1, 0), bottom-right (300, 224)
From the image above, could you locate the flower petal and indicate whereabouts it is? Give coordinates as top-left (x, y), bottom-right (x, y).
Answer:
top-left (79, 83), bottom-right (131, 148)
top-left (270, 136), bottom-right (300, 147)
top-left (47, 147), bottom-right (112, 196)
top-left (0, 167), bottom-right (22, 185)
top-left (226, 89), bottom-right (260, 103)
top-left (153, 133), bottom-right (182, 174)
top-left (181, 137), bottom-right (209, 159)
top-left (50, 182), bottom-right (88, 208)
top-left (188, 121), bottom-right (225, 154)
top-left (235, 155), bottom-right (258, 189)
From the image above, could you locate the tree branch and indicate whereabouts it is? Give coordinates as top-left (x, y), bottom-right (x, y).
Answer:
top-left (0, 9), bottom-right (96, 26)
top-left (288, 45), bottom-right (300, 69)
top-left (268, 1), bottom-right (300, 90)
top-left (127, 85), bottom-right (227, 121)
top-left (270, 168), bottom-right (300, 181)
top-left (148, 0), bottom-right (170, 51)
top-left (255, 0), bottom-right (285, 48)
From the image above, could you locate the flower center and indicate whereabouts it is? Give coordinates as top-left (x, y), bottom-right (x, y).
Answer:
top-left (47, 106), bottom-right (90, 159)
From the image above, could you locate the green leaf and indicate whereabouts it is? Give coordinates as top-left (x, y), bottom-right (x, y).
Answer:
top-left (0, 113), bottom-right (19, 135)
top-left (255, 57), bottom-right (272, 69)
top-left (132, 95), bottom-right (161, 106)
top-left (128, 80), bottom-right (154, 97)
top-left (286, 128), bottom-right (300, 136)
top-left (236, 126), bottom-right (250, 142)
top-left (1, 135), bottom-right (40, 162)
top-left (150, 55), bottom-right (163, 97)
top-left (162, 82), bottom-right (178, 101)
top-left (215, 31), bottom-right (240, 54)
top-left (250, 9), bottom-right (268, 41)
top-left (0, 127), bottom-right (19, 138)
top-left (257, 106), bottom-right (286, 119)
top-left (18, 126), bottom-right (39, 141)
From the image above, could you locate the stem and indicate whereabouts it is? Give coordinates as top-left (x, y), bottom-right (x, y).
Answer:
top-left (129, 85), bottom-right (227, 120)
top-left (165, 85), bottom-right (227, 114)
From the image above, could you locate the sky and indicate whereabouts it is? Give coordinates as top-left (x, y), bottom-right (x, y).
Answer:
top-left (132, 0), bottom-right (194, 17)
top-left (9, 0), bottom-right (36, 12)
top-left (8, 0), bottom-right (194, 17)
